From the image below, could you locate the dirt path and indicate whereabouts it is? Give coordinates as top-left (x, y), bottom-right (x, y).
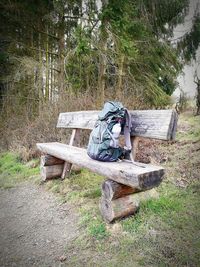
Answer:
top-left (0, 182), bottom-right (79, 267)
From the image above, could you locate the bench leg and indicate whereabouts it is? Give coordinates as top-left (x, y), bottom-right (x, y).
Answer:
top-left (61, 128), bottom-right (80, 179)
top-left (41, 164), bottom-right (64, 181)
top-left (100, 179), bottom-right (159, 223)
top-left (40, 154), bottom-right (66, 181)
top-left (100, 195), bottom-right (139, 223)
top-left (61, 162), bottom-right (72, 179)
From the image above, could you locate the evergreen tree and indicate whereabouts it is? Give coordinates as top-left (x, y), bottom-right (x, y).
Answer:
top-left (0, 0), bottom-right (200, 115)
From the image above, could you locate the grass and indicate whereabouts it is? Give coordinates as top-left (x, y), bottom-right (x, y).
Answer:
top-left (65, 181), bottom-right (200, 267)
top-left (0, 110), bottom-right (200, 266)
top-left (176, 112), bottom-right (200, 142)
top-left (62, 111), bottom-right (200, 267)
top-left (45, 168), bottom-right (104, 204)
top-left (0, 152), bottom-right (39, 188)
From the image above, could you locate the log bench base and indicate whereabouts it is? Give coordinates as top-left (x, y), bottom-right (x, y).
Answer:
top-left (100, 183), bottom-right (159, 223)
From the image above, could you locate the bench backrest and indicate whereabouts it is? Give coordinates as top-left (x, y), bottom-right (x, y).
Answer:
top-left (57, 109), bottom-right (178, 141)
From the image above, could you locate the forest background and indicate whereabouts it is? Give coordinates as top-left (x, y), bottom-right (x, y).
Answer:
top-left (0, 0), bottom-right (200, 158)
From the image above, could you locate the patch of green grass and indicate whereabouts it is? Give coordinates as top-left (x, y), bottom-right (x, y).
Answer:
top-left (88, 221), bottom-right (108, 240)
top-left (121, 184), bottom-right (184, 234)
top-left (0, 152), bottom-right (39, 188)
top-left (142, 195), bottom-right (182, 214)
top-left (65, 180), bottom-right (200, 267)
top-left (49, 181), bottom-right (62, 193)
top-left (44, 168), bottom-right (104, 203)
top-left (79, 208), bottom-right (109, 240)
top-left (82, 188), bottom-right (101, 199)
top-left (119, 182), bottom-right (200, 267)
top-left (65, 190), bottom-right (84, 201)
top-left (122, 213), bottom-right (143, 233)
top-left (176, 113), bottom-right (200, 142)
top-left (177, 128), bottom-right (200, 142)
top-left (70, 169), bottom-right (104, 191)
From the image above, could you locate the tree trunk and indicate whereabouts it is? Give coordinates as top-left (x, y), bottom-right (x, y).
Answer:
top-left (97, 0), bottom-right (108, 107)
top-left (98, 41), bottom-right (107, 107)
top-left (196, 80), bottom-right (200, 115)
top-left (38, 31), bottom-right (44, 113)
top-left (116, 54), bottom-right (125, 100)
top-left (57, 15), bottom-right (65, 98)
top-left (45, 25), bottom-right (49, 100)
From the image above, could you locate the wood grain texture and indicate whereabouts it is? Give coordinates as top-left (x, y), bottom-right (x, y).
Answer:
top-left (100, 188), bottom-right (159, 223)
top-left (36, 142), bottom-right (164, 189)
top-left (131, 136), bottom-right (139, 161)
top-left (40, 164), bottom-right (63, 181)
top-left (56, 109), bottom-right (178, 140)
top-left (101, 179), bottom-right (139, 201)
top-left (40, 155), bottom-right (64, 166)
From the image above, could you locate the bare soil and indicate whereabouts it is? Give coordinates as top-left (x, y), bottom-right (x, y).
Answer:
top-left (0, 182), bottom-right (79, 267)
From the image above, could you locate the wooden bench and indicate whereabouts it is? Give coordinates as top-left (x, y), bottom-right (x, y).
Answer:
top-left (37, 109), bottom-right (178, 222)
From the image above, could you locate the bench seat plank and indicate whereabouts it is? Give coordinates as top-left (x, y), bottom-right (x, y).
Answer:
top-left (36, 142), bottom-right (164, 190)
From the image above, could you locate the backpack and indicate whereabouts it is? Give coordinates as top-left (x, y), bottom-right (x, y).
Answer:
top-left (87, 101), bottom-right (132, 162)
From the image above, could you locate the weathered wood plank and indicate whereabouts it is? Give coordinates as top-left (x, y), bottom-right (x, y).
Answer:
top-left (130, 109), bottom-right (177, 140)
top-left (57, 109), bottom-right (178, 140)
top-left (57, 111), bottom-right (97, 129)
top-left (40, 164), bottom-right (63, 181)
top-left (100, 188), bottom-right (159, 223)
top-left (101, 179), bottom-right (139, 201)
top-left (36, 142), bottom-right (164, 189)
top-left (41, 155), bottom-right (64, 166)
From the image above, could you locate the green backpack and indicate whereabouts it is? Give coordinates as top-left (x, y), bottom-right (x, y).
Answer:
top-left (87, 101), bottom-right (132, 162)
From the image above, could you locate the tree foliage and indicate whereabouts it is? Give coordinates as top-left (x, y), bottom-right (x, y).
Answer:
top-left (177, 14), bottom-right (200, 62)
top-left (0, 0), bottom-right (199, 119)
